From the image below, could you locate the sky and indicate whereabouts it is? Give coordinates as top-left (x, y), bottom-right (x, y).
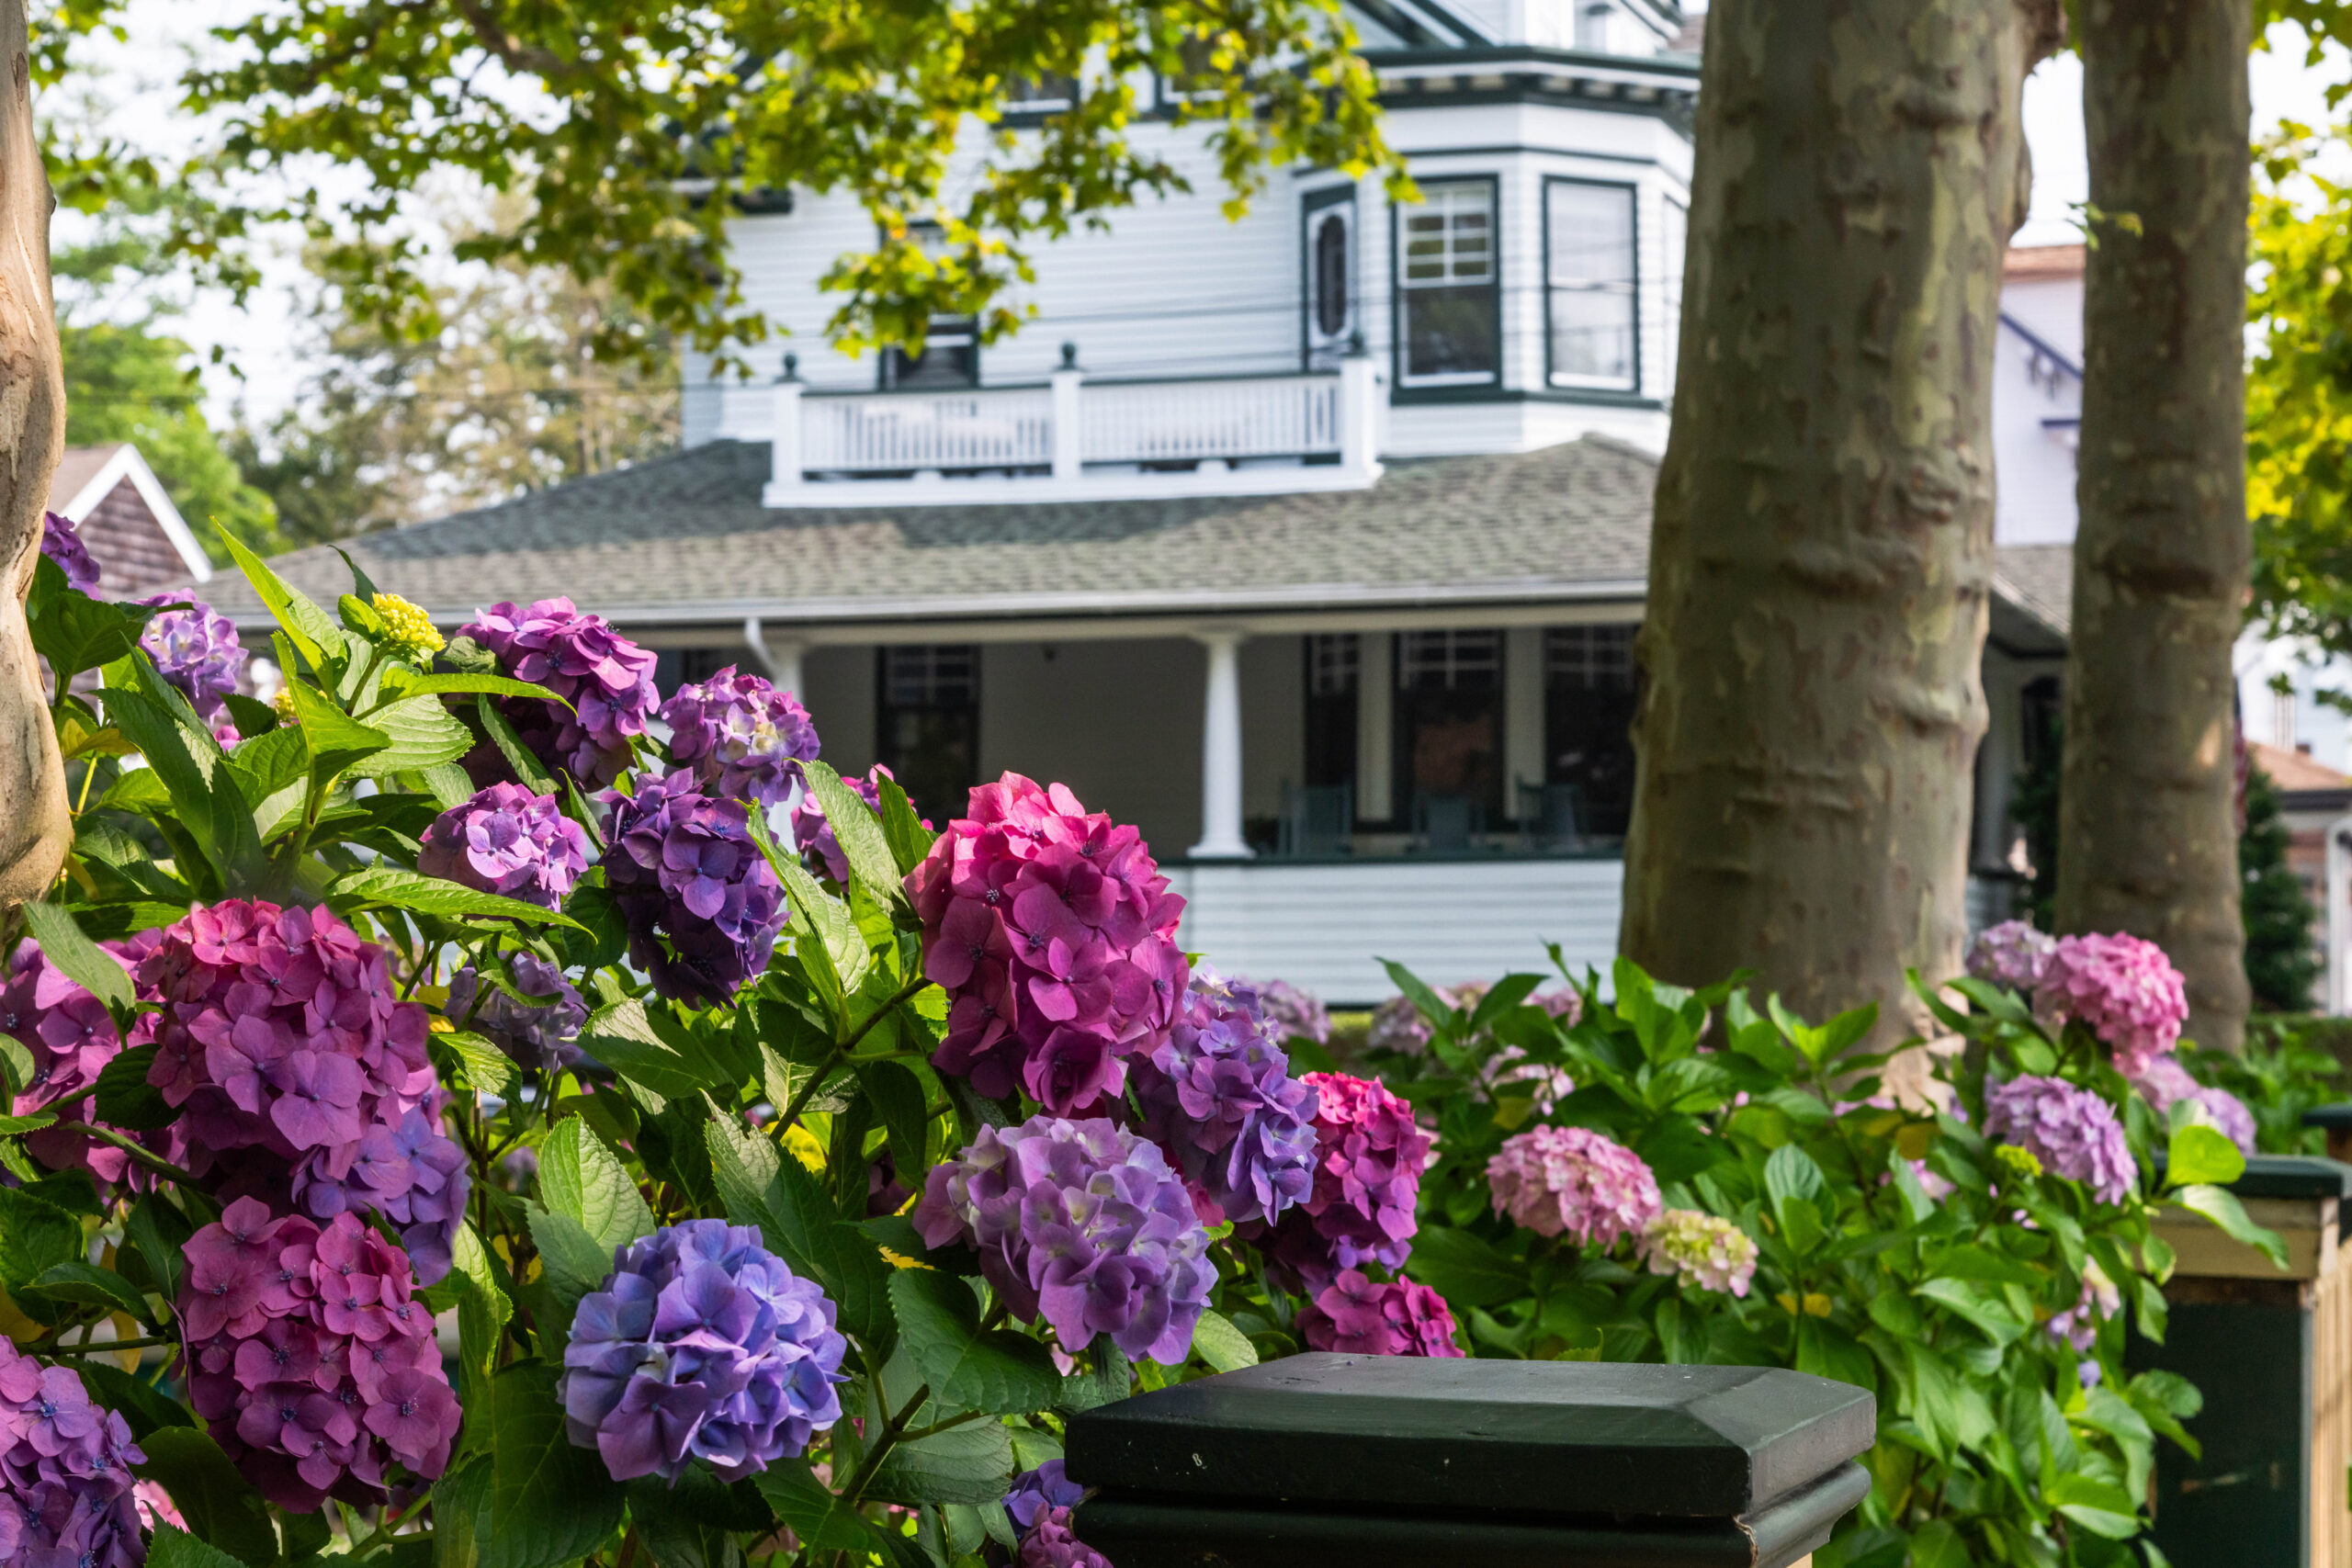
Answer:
top-left (53, 7), bottom-right (2352, 429)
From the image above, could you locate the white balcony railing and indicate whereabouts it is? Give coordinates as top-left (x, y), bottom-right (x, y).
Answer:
top-left (764, 358), bottom-right (1380, 508)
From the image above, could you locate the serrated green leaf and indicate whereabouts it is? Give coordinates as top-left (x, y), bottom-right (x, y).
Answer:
top-left (220, 529), bottom-right (338, 672)
top-left (377, 670), bottom-right (567, 706)
top-left (333, 864), bottom-right (582, 928)
top-left (77, 1361), bottom-right (196, 1439)
top-left (872, 772), bottom-right (937, 875)
top-left (1400, 1225), bottom-right (1526, 1308)
top-left (705, 1114), bottom-right (895, 1364)
top-left (1192, 1309), bottom-right (1258, 1372)
top-left (94, 1043), bottom-right (175, 1131)
top-left (756, 1458), bottom-right (891, 1557)
top-left (538, 1119), bottom-right (655, 1253)
top-left (484, 1362), bottom-right (628, 1568)
top-left (890, 1270), bottom-right (1061, 1416)
top-left (576, 998), bottom-right (718, 1097)
top-left (288, 680), bottom-right (393, 779)
top-left (526, 1204), bottom-right (615, 1352)
top-left (864, 1417), bottom-right (1015, 1506)
top-left (2173, 1184), bottom-right (2290, 1270)
top-left (135, 1430), bottom-right (281, 1564)
top-left (476, 696), bottom-right (558, 795)
top-left (29, 1259), bottom-right (154, 1323)
top-left (0, 1186), bottom-right (85, 1294)
top-left (2165, 1122), bottom-right (2247, 1189)
top-left (435, 1029), bottom-right (521, 1100)
top-left (804, 760), bottom-right (907, 908)
top-left (20, 900), bottom-right (132, 1016)
top-left (146, 1526), bottom-right (254, 1568)
top-left (356, 694), bottom-right (477, 776)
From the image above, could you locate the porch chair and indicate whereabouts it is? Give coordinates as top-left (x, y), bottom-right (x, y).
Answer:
top-left (1278, 783), bottom-right (1353, 858)
top-left (1515, 779), bottom-right (1587, 851)
top-left (1411, 791), bottom-right (1485, 853)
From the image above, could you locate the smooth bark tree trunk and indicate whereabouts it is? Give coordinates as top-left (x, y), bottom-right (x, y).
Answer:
top-left (1622, 0), bottom-right (2061, 1038)
top-left (0, 0), bottom-right (68, 913)
top-left (2055, 0), bottom-right (2251, 1051)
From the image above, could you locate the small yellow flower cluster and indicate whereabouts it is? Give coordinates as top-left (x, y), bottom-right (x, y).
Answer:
top-left (373, 592), bottom-right (445, 661)
top-left (1993, 1143), bottom-right (2044, 1181)
top-left (270, 685), bottom-right (300, 723)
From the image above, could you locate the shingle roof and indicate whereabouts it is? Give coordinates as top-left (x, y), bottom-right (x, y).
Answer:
top-left (198, 435), bottom-right (2072, 641)
top-left (1991, 544), bottom-right (2074, 637)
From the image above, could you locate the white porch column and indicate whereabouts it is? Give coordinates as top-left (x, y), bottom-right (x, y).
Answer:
top-left (1190, 631), bottom-right (1254, 860)
top-left (1357, 633), bottom-right (1394, 823)
top-left (1051, 344), bottom-right (1084, 482)
top-left (763, 354), bottom-right (806, 506)
top-left (1339, 333), bottom-right (1381, 480)
top-left (2330, 817), bottom-right (2352, 1014)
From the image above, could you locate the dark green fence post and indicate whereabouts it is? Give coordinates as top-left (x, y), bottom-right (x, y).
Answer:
top-left (2129, 1152), bottom-right (2352, 1567)
top-left (1064, 1354), bottom-right (1875, 1568)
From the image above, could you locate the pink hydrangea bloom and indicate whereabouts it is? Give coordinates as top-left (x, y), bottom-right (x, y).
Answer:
top-left (907, 773), bottom-right (1188, 1115)
top-left (1983, 1074), bottom-right (2138, 1206)
top-left (177, 1199), bottom-right (459, 1510)
top-left (1487, 1124), bottom-right (1661, 1247)
top-left (1258, 1071), bottom-right (1431, 1292)
top-left (1296, 1269), bottom-right (1464, 1358)
top-left (2131, 1055), bottom-right (2257, 1155)
top-left (2035, 932), bottom-right (2188, 1077)
top-left (1966, 919), bottom-right (2057, 992)
top-left (1640, 1210), bottom-right (1758, 1297)
top-left (418, 782), bottom-right (590, 908)
top-left (459, 596), bottom-right (659, 786)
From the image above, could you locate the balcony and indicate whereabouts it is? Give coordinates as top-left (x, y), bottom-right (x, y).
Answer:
top-left (762, 351), bottom-right (1383, 508)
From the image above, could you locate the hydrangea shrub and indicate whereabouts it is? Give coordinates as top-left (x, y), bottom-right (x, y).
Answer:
top-left (7, 542), bottom-right (1453, 1568)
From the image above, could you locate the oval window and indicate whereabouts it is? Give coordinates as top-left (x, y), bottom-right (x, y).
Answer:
top-left (1315, 213), bottom-right (1350, 338)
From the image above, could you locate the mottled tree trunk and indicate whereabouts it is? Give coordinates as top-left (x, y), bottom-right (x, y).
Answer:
top-left (2054, 0), bottom-right (2251, 1051)
top-left (0, 0), bottom-right (67, 912)
top-left (1622, 0), bottom-right (2061, 1037)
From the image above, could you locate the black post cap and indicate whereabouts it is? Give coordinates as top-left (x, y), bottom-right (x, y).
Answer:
top-left (1065, 1355), bottom-right (1874, 1522)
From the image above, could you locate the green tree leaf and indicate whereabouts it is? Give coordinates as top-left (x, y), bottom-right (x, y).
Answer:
top-left (889, 1270), bottom-right (1061, 1416)
top-left (538, 1119), bottom-right (655, 1254)
top-left (2164, 1122), bottom-right (2246, 1189)
top-left (483, 1362), bottom-right (627, 1568)
top-left (1192, 1309), bottom-right (1259, 1372)
top-left (864, 1417), bottom-right (1016, 1506)
top-left (2172, 1183), bottom-right (2290, 1269)
top-left (19, 900), bottom-right (133, 1017)
top-left (134, 1430), bottom-right (281, 1564)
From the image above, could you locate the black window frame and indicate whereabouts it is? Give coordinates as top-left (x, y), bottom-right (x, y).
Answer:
top-left (1541, 175), bottom-right (1641, 394)
top-left (875, 644), bottom-right (982, 828)
top-left (1300, 183), bottom-right (1359, 373)
top-left (1390, 174), bottom-right (1503, 391)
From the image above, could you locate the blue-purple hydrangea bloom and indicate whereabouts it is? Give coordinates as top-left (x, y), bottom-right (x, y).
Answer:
top-left (913, 1115), bottom-right (1216, 1364)
top-left (1129, 971), bottom-right (1318, 1227)
top-left (448, 952), bottom-right (587, 1075)
top-left (0, 1337), bottom-right (143, 1568)
top-left (661, 665), bottom-right (820, 810)
top-left (1984, 1075), bottom-right (2138, 1206)
top-left (38, 512), bottom-right (99, 593)
top-left (560, 1219), bottom-right (848, 1483)
top-left (418, 783), bottom-right (591, 908)
top-left (604, 771), bottom-right (787, 1007)
top-left (291, 1106), bottom-right (473, 1285)
top-left (1004, 1463), bottom-right (1111, 1568)
top-left (460, 597), bottom-right (659, 786)
top-left (135, 593), bottom-right (246, 721)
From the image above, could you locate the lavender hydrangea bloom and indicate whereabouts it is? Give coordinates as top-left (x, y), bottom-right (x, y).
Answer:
top-left (1250, 978), bottom-right (1330, 1046)
top-left (604, 771), bottom-right (788, 1006)
top-left (290, 1107), bottom-right (473, 1284)
top-left (560, 1219), bottom-right (848, 1483)
top-left (914, 1116), bottom-right (1216, 1364)
top-left (1984, 1075), bottom-right (2138, 1205)
top-left (1020, 1510), bottom-right (1113, 1568)
top-left (447, 952), bottom-right (587, 1074)
top-left (1004, 1461), bottom-right (1086, 1533)
top-left (1128, 972), bottom-right (1318, 1227)
top-left (2131, 1055), bottom-right (2257, 1155)
top-left (662, 665), bottom-right (820, 809)
top-left (419, 783), bottom-right (591, 908)
top-left (1967, 919), bottom-right (2057, 992)
top-left (792, 764), bottom-right (920, 883)
top-left (135, 593), bottom-right (246, 720)
top-left (0, 1337), bottom-right (145, 1568)
top-left (460, 597), bottom-right (659, 786)
top-left (39, 511), bottom-right (99, 592)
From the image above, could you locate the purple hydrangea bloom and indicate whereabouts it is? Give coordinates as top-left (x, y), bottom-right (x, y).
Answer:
top-left (913, 1116), bottom-right (1216, 1364)
top-left (0, 937), bottom-right (171, 1186)
top-left (39, 511), bottom-right (99, 592)
top-left (1297, 1269), bottom-right (1463, 1358)
top-left (135, 899), bottom-right (468, 1280)
top-left (418, 783), bottom-right (592, 908)
top-left (1984, 1075), bottom-right (2138, 1206)
top-left (1966, 919), bottom-right (2057, 992)
top-left (662, 665), bottom-right (820, 810)
top-left (2131, 1055), bottom-right (2257, 1155)
top-left (177, 1199), bottom-right (458, 1511)
top-left (1257, 1071), bottom-right (1430, 1294)
top-left (460, 597), bottom-right (659, 786)
top-left (560, 1219), bottom-right (848, 1483)
top-left (135, 593), bottom-right (246, 721)
top-left (1251, 978), bottom-right (1330, 1046)
top-left (447, 952), bottom-right (587, 1074)
top-left (1128, 971), bottom-right (1318, 1227)
top-left (1005, 1461), bottom-right (1086, 1533)
top-left (1020, 1509), bottom-right (1113, 1568)
top-left (291, 1107), bottom-right (473, 1284)
top-left (907, 773), bottom-right (1190, 1116)
top-left (793, 763), bottom-right (922, 883)
top-left (0, 1337), bottom-right (145, 1568)
top-left (603, 771), bottom-right (787, 1007)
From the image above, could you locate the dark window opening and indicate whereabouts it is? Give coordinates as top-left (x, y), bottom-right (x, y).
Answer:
top-left (1303, 634), bottom-right (1359, 791)
top-left (1396, 630), bottom-right (1502, 827)
top-left (1544, 625), bottom-right (1639, 840)
top-left (876, 645), bottom-right (980, 826)
top-left (1315, 216), bottom-right (1350, 339)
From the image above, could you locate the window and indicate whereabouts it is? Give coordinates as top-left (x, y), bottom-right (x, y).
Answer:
top-left (1303, 634), bottom-right (1359, 790)
top-left (876, 646), bottom-right (979, 826)
top-left (1303, 188), bottom-right (1357, 371)
top-left (1396, 181), bottom-right (1499, 387)
top-left (1545, 180), bottom-right (1637, 389)
top-left (1006, 73), bottom-right (1079, 112)
top-left (1544, 626), bottom-right (1639, 840)
top-left (1159, 36), bottom-right (1225, 105)
top-left (1396, 630), bottom-right (1503, 820)
top-left (1574, 1), bottom-right (1616, 51)
top-left (879, 223), bottom-right (978, 390)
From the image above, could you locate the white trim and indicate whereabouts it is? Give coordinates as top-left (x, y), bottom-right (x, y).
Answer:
top-left (763, 458), bottom-right (1380, 509)
top-left (57, 446), bottom-right (213, 582)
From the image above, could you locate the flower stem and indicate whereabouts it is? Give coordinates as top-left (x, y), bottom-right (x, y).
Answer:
top-left (840, 1380), bottom-right (933, 1507)
top-left (40, 1335), bottom-right (173, 1357)
top-left (51, 1122), bottom-right (198, 1185)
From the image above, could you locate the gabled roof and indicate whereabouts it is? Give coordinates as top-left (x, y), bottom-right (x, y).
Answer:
top-left (48, 444), bottom-right (213, 585)
top-left (200, 436), bottom-right (2073, 647)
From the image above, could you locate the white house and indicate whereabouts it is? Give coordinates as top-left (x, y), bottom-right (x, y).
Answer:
top-left (203, 3), bottom-right (2074, 1005)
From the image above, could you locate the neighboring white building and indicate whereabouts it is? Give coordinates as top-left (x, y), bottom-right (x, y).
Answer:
top-left (206, 6), bottom-right (2072, 1004)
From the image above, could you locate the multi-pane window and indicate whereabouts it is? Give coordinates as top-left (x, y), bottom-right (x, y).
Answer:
top-left (1546, 180), bottom-right (1637, 389)
top-left (879, 224), bottom-right (978, 390)
top-left (1303, 634), bottom-right (1359, 792)
top-left (1399, 629), bottom-right (1501, 690)
top-left (876, 645), bottom-right (979, 826)
top-left (1396, 630), bottom-right (1503, 820)
top-left (1006, 73), bottom-right (1079, 112)
top-left (1543, 625), bottom-right (1638, 840)
top-left (1398, 182), bottom-right (1499, 387)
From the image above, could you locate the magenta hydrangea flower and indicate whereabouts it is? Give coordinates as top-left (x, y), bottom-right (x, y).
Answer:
top-left (1984, 1075), bottom-right (2138, 1205)
top-left (447, 952), bottom-right (587, 1075)
top-left (1256, 1072), bottom-right (1431, 1294)
top-left (907, 773), bottom-right (1189, 1116)
top-left (603, 771), bottom-right (786, 1007)
top-left (135, 593), bottom-right (246, 721)
top-left (2035, 932), bottom-right (2189, 1078)
top-left (1966, 919), bottom-right (2057, 992)
top-left (1487, 1124), bottom-right (1661, 1248)
top-left (177, 1199), bottom-right (459, 1511)
top-left (0, 1337), bottom-right (145, 1568)
top-left (1129, 972), bottom-right (1319, 1227)
top-left (661, 665), bottom-right (820, 810)
top-left (418, 783), bottom-right (591, 908)
top-left (1297, 1269), bottom-right (1464, 1358)
top-left (135, 899), bottom-right (468, 1281)
top-left (1640, 1210), bottom-right (1758, 1297)
top-left (1020, 1510), bottom-right (1113, 1568)
top-left (39, 512), bottom-right (99, 593)
top-left (913, 1116), bottom-right (1215, 1364)
top-left (459, 596), bottom-right (659, 786)
top-left (793, 764), bottom-right (923, 884)
top-left (2131, 1055), bottom-right (2257, 1155)
top-left (0, 937), bottom-right (173, 1186)
top-left (560, 1219), bottom-right (847, 1483)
